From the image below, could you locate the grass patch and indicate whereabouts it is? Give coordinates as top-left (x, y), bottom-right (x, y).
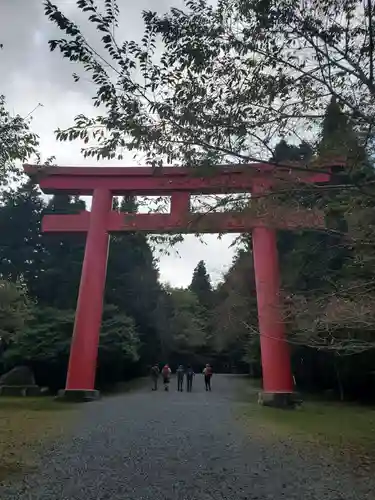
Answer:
top-left (239, 382), bottom-right (375, 466)
top-left (0, 397), bottom-right (77, 482)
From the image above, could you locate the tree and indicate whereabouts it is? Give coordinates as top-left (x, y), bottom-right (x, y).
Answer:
top-left (4, 304), bottom-right (140, 391)
top-left (0, 95), bottom-right (39, 187)
top-left (0, 280), bottom-right (33, 355)
top-left (0, 181), bottom-right (45, 286)
top-left (189, 260), bottom-right (213, 310)
top-left (231, 0), bottom-right (375, 145)
top-left (0, 182), bottom-right (161, 386)
top-left (280, 99), bottom-right (375, 355)
top-left (211, 249), bottom-right (259, 371)
top-left (166, 287), bottom-right (207, 355)
top-left (35, 194), bottom-right (86, 309)
top-left (269, 103), bottom-right (375, 400)
top-left (44, 0), bottom-right (374, 171)
top-left (0, 181), bottom-right (162, 373)
top-left (272, 140), bottom-right (313, 164)
top-left (0, 184), bottom-right (87, 309)
top-left (96, 304), bottom-right (140, 385)
top-left (318, 97), bottom-right (369, 168)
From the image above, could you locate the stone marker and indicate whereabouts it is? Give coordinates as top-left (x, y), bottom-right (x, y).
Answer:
top-left (0, 365), bottom-right (41, 396)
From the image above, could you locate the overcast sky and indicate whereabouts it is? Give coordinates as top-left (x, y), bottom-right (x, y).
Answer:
top-left (1, 0), bottom-right (237, 287)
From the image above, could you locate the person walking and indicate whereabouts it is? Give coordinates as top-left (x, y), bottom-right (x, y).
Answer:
top-left (203, 364), bottom-right (213, 391)
top-left (150, 363), bottom-right (160, 391)
top-left (176, 364), bottom-right (185, 391)
top-left (186, 365), bottom-right (194, 392)
top-left (161, 364), bottom-right (171, 391)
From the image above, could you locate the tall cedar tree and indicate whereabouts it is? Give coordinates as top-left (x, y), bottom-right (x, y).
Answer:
top-left (189, 260), bottom-right (213, 310)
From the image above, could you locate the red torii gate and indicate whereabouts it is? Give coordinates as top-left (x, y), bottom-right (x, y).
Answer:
top-left (24, 162), bottom-right (334, 406)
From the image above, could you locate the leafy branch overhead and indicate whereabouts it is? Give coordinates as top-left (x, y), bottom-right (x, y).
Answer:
top-left (0, 95), bottom-right (39, 187)
top-left (44, 0), bottom-right (375, 167)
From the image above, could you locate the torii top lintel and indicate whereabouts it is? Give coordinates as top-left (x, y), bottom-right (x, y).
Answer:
top-left (23, 162), bottom-right (340, 196)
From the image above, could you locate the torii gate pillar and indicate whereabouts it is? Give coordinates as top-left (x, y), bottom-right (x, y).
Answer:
top-left (63, 214), bottom-right (295, 405)
top-left (253, 227), bottom-right (294, 406)
top-left (252, 181), bottom-right (294, 406)
top-left (60, 189), bottom-right (112, 401)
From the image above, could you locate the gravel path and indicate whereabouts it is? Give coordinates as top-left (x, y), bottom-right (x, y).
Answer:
top-left (0, 375), bottom-right (372, 499)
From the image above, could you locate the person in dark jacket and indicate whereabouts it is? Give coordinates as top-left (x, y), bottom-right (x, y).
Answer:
top-left (186, 365), bottom-right (195, 392)
top-left (176, 365), bottom-right (185, 391)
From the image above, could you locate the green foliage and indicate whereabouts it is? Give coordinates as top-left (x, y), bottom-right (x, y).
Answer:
top-left (207, 98), bottom-right (375, 396)
top-left (0, 95), bottom-right (39, 187)
top-left (99, 305), bottom-right (140, 365)
top-left (120, 195), bottom-right (138, 214)
top-left (272, 140), bottom-right (313, 163)
top-left (212, 249), bottom-right (259, 367)
top-left (282, 100), bottom-right (375, 347)
top-left (0, 185), bottom-right (86, 308)
top-left (0, 280), bottom-right (32, 344)
top-left (4, 307), bottom-right (74, 364)
top-left (318, 97), bottom-right (368, 166)
top-left (0, 181), bottom-right (46, 285)
top-left (0, 183), bottom-right (162, 388)
top-left (44, 0), bottom-right (374, 171)
top-left (166, 287), bottom-right (207, 353)
top-left (275, 105), bottom-right (375, 398)
top-left (189, 260), bottom-right (213, 310)
top-left (4, 305), bottom-right (139, 388)
top-left (37, 194), bottom-right (86, 309)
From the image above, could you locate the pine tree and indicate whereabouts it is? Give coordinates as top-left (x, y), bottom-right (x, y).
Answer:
top-left (271, 140), bottom-right (313, 163)
top-left (318, 96), bottom-right (367, 169)
top-left (189, 260), bottom-right (213, 310)
top-left (0, 181), bottom-right (46, 286)
top-left (120, 195), bottom-right (138, 213)
top-left (270, 139), bottom-right (313, 163)
top-left (34, 194), bottom-right (86, 309)
top-left (0, 184), bottom-right (87, 309)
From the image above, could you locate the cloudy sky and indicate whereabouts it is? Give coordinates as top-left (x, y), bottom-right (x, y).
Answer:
top-left (1, 0), bottom-right (237, 287)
